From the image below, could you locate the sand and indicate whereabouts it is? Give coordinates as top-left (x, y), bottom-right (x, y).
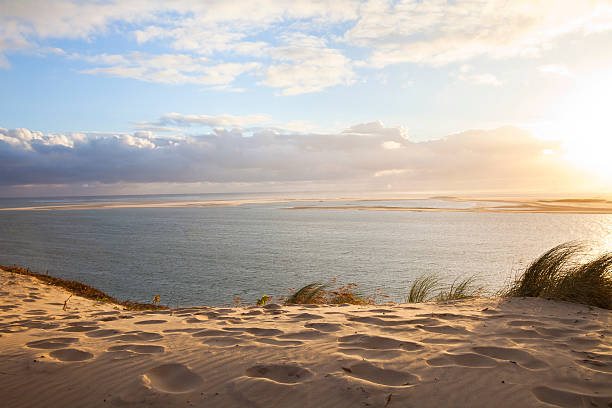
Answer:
top-left (2, 197), bottom-right (611, 214)
top-left (287, 198), bottom-right (612, 214)
top-left (1, 269), bottom-right (611, 407)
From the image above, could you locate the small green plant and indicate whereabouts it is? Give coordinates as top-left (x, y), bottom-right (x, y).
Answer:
top-left (256, 295), bottom-right (270, 306)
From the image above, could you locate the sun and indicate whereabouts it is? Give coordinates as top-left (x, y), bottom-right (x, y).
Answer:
top-left (532, 71), bottom-right (612, 184)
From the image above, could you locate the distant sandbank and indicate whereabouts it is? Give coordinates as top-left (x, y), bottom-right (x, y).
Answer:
top-left (287, 198), bottom-right (612, 214)
top-left (2, 196), bottom-right (611, 214)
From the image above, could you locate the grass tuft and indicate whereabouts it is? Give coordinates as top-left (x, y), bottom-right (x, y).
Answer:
top-left (505, 242), bottom-right (612, 309)
top-left (436, 276), bottom-right (479, 301)
top-left (406, 274), bottom-right (440, 303)
top-left (285, 282), bottom-right (372, 305)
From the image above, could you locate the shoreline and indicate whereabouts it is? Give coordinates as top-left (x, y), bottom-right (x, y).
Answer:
top-left (1, 268), bottom-right (610, 407)
top-left (1, 196), bottom-right (611, 214)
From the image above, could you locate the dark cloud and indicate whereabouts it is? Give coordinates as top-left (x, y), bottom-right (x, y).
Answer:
top-left (0, 123), bottom-right (582, 195)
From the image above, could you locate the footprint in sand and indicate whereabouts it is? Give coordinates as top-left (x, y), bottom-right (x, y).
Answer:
top-left (108, 344), bottom-right (165, 354)
top-left (254, 338), bottom-right (303, 347)
top-left (338, 334), bottom-right (424, 351)
top-left (58, 325), bottom-right (100, 332)
top-left (532, 386), bottom-right (612, 408)
top-left (278, 329), bottom-right (326, 340)
top-left (342, 361), bottom-right (419, 386)
top-left (506, 320), bottom-right (540, 327)
top-left (245, 364), bottom-right (312, 384)
top-left (201, 336), bottom-right (247, 347)
top-left (91, 311), bottom-right (120, 317)
top-left (288, 313), bottom-right (324, 320)
top-left (50, 348), bottom-right (94, 362)
top-left (24, 310), bottom-right (48, 315)
top-left (572, 351), bottom-right (612, 373)
top-left (416, 312), bottom-right (470, 321)
top-left (143, 363), bottom-right (204, 393)
top-left (242, 310), bottom-right (263, 316)
top-left (337, 348), bottom-right (405, 361)
top-left (426, 353), bottom-right (498, 368)
top-left (134, 319), bottom-right (167, 325)
top-left (347, 316), bottom-right (413, 327)
top-left (568, 336), bottom-right (601, 349)
top-left (112, 331), bottom-right (163, 342)
top-left (368, 308), bottom-right (395, 313)
top-left (184, 317), bottom-right (205, 323)
top-left (535, 327), bottom-right (580, 337)
top-left (192, 329), bottom-right (237, 337)
top-left (304, 322), bottom-right (343, 332)
top-left (26, 337), bottom-right (79, 349)
top-left (86, 329), bottom-right (122, 338)
top-left (421, 337), bottom-right (466, 344)
top-left (244, 328), bottom-right (283, 336)
top-left (163, 328), bottom-right (202, 333)
top-left (472, 346), bottom-right (549, 370)
top-left (417, 324), bottom-right (471, 335)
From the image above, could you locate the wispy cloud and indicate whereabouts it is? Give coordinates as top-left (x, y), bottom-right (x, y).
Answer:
top-left (2, 1), bottom-right (611, 94)
top-left (538, 64), bottom-right (573, 77)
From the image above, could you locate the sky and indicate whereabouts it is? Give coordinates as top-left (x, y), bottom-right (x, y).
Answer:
top-left (1, 0), bottom-right (611, 197)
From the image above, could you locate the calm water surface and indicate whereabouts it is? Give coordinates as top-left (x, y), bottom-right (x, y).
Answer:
top-left (0, 195), bottom-right (609, 306)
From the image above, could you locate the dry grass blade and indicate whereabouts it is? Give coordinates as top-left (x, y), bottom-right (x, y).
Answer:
top-left (285, 282), bottom-right (371, 305)
top-left (505, 242), bottom-right (612, 309)
top-left (506, 242), bottom-right (583, 298)
top-left (437, 276), bottom-right (479, 301)
top-left (285, 282), bottom-right (329, 304)
top-left (406, 274), bottom-right (440, 303)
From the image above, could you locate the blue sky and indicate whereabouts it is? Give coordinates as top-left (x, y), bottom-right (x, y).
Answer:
top-left (1, 1), bottom-right (611, 196)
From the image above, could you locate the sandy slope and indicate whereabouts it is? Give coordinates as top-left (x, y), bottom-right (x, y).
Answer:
top-left (1, 270), bottom-right (610, 408)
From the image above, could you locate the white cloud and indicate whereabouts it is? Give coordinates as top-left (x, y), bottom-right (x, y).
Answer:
top-left (345, 0), bottom-right (612, 68)
top-left (153, 113), bottom-right (273, 128)
top-left (381, 141), bottom-right (402, 150)
top-left (1, 0), bottom-right (611, 94)
top-left (538, 64), bottom-right (572, 77)
top-left (78, 52), bottom-right (260, 86)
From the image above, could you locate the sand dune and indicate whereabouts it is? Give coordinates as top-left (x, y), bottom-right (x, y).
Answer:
top-left (1, 269), bottom-right (611, 407)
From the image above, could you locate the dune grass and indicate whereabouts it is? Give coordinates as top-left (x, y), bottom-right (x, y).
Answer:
top-left (406, 274), bottom-right (441, 303)
top-left (436, 276), bottom-right (480, 301)
top-left (505, 242), bottom-right (612, 309)
top-left (405, 274), bottom-right (480, 303)
top-left (285, 282), bottom-right (372, 305)
top-left (1, 265), bottom-right (168, 310)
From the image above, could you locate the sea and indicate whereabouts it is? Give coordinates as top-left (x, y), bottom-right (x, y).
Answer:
top-left (0, 193), bottom-right (610, 306)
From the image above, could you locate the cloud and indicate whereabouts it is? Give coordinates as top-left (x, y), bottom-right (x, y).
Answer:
top-left (538, 64), bottom-right (573, 77)
top-left (77, 52), bottom-right (261, 86)
top-left (0, 122), bottom-right (588, 194)
top-left (345, 0), bottom-right (612, 68)
top-left (454, 72), bottom-right (503, 86)
top-left (147, 113), bottom-right (273, 128)
top-left (3, 1), bottom-right (610, 94)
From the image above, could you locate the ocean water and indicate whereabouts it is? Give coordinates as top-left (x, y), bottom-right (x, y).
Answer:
top-left (0, 194), bottom-right (610, 306)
